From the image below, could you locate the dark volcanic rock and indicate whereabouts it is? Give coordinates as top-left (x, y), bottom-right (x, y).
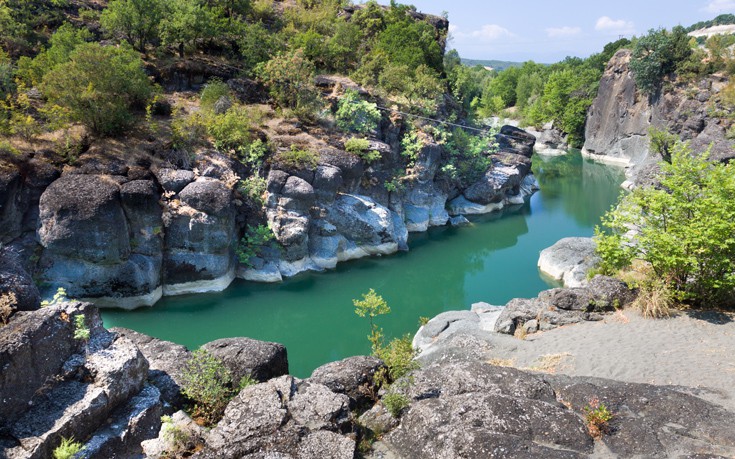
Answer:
top-left (196, 376), bottom-right (354, 459)
top-left (179, 178), bottom-right (233, 217)
top-left (310, 355), bottom-right (384, 409)
top-left (496, 125), bottom-right (536, 158)
top-left (201, 337), bottom-right (289, 383)
top-left (112, 328), bottom-right (192, 411)
top-left (153, 168), bottom-right (195, 193)
top-left (0, 246), bottom-right (40, 314)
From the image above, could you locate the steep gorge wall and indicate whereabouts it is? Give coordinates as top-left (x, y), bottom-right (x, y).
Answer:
top-left (583, 49), bottom-right (735, 186)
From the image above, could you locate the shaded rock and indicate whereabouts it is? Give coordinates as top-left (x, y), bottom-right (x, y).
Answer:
top-left (358, 403), bottom-right (398, 435)
top-left (494, 298), bottom-right (546, 335)
top-left (587, 275), bottom-right (637, 310)
top-left (0, 246), bottom-right (40, 314)
top-left (495, 125), bottom-right (536, 158)
top-left (213, 95), bottom-right (233, 115)
top-left (463, 165), bottom-right (522, 205)
top-left (111, 328), bottom-right (192, 411)
top-left (538, 237), bottom-right (600, 288)
top-left (449, 215), bottom-right (470, 227)
top-left (201, 337), bottom-right (289, 383)
top-left (310, 355), bottom-right (384, 409)
top-left (179, 178), bottom-right (233, 217)
top-left (154, 168), bottom-right (195, 194)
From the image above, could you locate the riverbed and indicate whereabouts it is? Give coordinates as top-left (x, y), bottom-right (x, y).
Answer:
top-left (103, 151), bottom-right (625, 377)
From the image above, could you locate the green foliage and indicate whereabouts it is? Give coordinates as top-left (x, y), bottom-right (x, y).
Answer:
top-left (160, 0), bottom-right (222, 57)
top-left (101, 0), bottom-right (165, 51)
top-left (180, 349), bottom-right (234, 424)
top-left (336, 90), bottom-right (381, 134)
top-left (160, 415), bottom-right (190, 454)
top-left (373, 19), bottom-right (442, 73)
top-left (374, 334), bottom-right (418, 382)
top-left (206, 106), bottom-right (255, 154)
top-left (236, 224), bottom-right (276, 267)
top-left (41, 287), bottom-right (69, 307)
top-left (648, 127), bottom-right (679, 163)
top-left (382, 392), bottom-right (409, 418)
top-left (255, 49), bottom-right (321, 119)
top-left (200, 79), bottom-right (232, 112)
top-left (353, 288), bottom-right (390, 353)
top-left (686, 14), bottom-right (735, 32)
top-left (345, 137), bottom-right (380, 162)
top-left (73, 314), bottom-right (90, 341)
top-left (439, 126), bottom-right (494, 186)
top-left (583, 398), bottom-right (613, 438)
top-left (400, 127), bottom-right (423, 164)
top-left (238, 374), bottom-right (257, 390)
top-left (15, 23), bottom-right (93, 87)
top-left (238, 176), bottom-right (267, 206)
top-left (596, 142), bottom-right (735, 307)
top-left (238, 21), bottom-right (285, 74)
top-left (41, 43), bottom-right (153, 136)
top-left (630, 26), bottom-right (692, 95)
top-left (276, 145), bottom-right (319, 169)
top-left (53, 437), bottom-right (84, 459)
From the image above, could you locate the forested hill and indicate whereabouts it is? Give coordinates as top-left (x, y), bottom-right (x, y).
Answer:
top-left (460, 59), bottom-right (524, 71)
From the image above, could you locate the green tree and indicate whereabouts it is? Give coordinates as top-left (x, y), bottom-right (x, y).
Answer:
top-left (160, 0), bottom-right (222, 57)
top-left (100, 0), bottom-right (166, 52)
top-left (41, 43), bottom-right (153, 136)
top-left (237, 21), bottom-right (285, 74)
top-left (630, 26), bottom-right (692, 95)
top-left (335, 89), bottom-right (381, 134)
top-left (15, 23), bottom-right (93, 87)
top-left (353, 288), bottom-right (390, 353)
top-left (596, 143), bottom-right (735, 306)
top-left (255, 49), bottom-right (321, 118)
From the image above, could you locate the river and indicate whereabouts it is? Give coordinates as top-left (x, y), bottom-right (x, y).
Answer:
top-left (103, 151), bottom-right (625, 377)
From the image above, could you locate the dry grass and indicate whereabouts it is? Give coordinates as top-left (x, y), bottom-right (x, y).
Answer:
top-left (513, 325), bottom-right (529, 340)
top-left (617, 260), bottom-right (675, 319)
top-left (526, 353), bottom-right (573, 374)
top-left (0, 291), bottom-right (18, 325)
top-left (486, 358), bottom-right (515, 367)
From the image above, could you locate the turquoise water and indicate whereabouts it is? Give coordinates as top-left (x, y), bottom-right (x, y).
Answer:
top-left (103, 152), bottom-right (625, 377)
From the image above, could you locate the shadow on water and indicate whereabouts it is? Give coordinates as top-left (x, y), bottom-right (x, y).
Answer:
top-left (103, 151), bottom-right (625, 377)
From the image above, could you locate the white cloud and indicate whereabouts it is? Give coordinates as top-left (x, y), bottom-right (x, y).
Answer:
top-left (461, 24), bottom-right (515, 41)
top-left (545, 26), bottom-right (582, 38)
top-left (704, 0), bottom-right (735, 13)
top-left (595, 16), bottom-right (635, 35)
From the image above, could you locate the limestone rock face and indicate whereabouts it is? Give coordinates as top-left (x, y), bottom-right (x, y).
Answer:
top-left (538, 237), bottom-right (600, 288)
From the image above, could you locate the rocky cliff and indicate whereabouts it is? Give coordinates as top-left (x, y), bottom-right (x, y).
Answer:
top-left (583, 49), bottom-right (735, 186)
top-left (0, 116), bottom-right (538, 309)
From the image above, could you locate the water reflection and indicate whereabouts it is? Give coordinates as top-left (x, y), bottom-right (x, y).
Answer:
top-left (103, 152), bottom-right (624, 377)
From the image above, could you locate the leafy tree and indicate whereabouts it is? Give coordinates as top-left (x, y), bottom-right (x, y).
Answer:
top-left (100, 0), bottom-right (166, 52)
top-left (353, 288), bottom-right (390, 353)
top-left (15, 23), bottom-right (93, 87)
top-left (374, 19), bottom-right (443, 73)
top-left (324, 19), bottom-right (362, 73)
top-left (595, 143), bottom-right (735, 307)
top-left (238, 21), bottom-right (285, 74)
top-left (41, 43), bottom-right (153, 136)
top-left (336, 89), bottom-right (381, 134)
top-left (630, 26), bottom-right (692, 95)
top-left (160, 0), bottom-right (222, 57)
top-left (255, 49), bottom-right (321, 118)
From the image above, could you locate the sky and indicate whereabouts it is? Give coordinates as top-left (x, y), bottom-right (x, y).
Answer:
top-left (400, 0), bottom-right (735, 62)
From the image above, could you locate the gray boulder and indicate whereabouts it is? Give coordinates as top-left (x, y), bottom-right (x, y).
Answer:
top-left (201, 337), bottom-right (289, 384)
top-left (310, 355), bottom-right (384, 409)
top-left (112, 328), bottom-right (192, 411)
top-left (538, 237), bottom-right (600, 288)
top-left (495, 124), bottom-right (536, 157)
top-left (153, 168), bottom-right (195, 194)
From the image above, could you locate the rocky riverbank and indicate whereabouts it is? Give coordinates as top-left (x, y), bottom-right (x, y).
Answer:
top-left (0, 121), bottom-right (538, 310)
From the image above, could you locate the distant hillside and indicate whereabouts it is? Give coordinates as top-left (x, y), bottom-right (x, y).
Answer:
top-left (461, 58), bottom-right (524, 71)
top-left (687, 14), bottom-right (735, 33)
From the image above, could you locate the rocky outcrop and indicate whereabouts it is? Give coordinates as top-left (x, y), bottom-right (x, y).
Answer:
top-left (194, 376), bottom-right (355, 459)
top-left (310, 355), bottom-right (384, 410)
top-left (0, 302), bottom-right (162, 459)
top-left (201, 337), bottom-right (289, 383)
top-left (538, 237), bottom-right (600, 288)
top-left (374, 360), bottom-right (735, 459)
top-left (583, 49), bottom-right (735, 185)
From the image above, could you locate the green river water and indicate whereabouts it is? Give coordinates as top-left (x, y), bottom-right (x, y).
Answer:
top-left (103, 151), bottom-right (625, 377)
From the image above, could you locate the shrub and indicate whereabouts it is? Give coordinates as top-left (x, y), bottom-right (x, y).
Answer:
top-left (630, 273), bottom-right (674, 319)
top-left (630, 26), bottom-right (691, 95)
top-left (595, 142), bottom-right (735, 307)
top-left (236, 224), bottom-right (276, 267)
top-left (53, 437), bottom-right (84, 459)
top-left (206, 107), bottom-right (254, 154)
top-left (336, 90), bottom-right (381, 134)
top-left (345, 137), bottom-right (380, 162)
top-left (276, 145), bottom-right (319, 169)
top-left (73, 314), bottom-right (90, 341)
top-left (41, 43), bottom-right (153, 136)
top-left (374, 334), bottom-right (418, 383)
top-left (648, 127), bottom-right (679, 163)
top-left (255, 49), bottom-right (322, 119)
top-left (238, 175), bottom-right (267, 206)
top-left (180, 349), bottom-right (234, 424)
top-left (382, 392), bottom-right (410, 418)
top-left (200, 79), bottom-right (232, 112)
top-left (100, 0), bottom-right (166, 51)
top-left (583, 398), bottom-right (613, 438)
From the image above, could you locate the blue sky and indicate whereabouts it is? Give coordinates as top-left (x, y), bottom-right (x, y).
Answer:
top-left (400, 0), bottom-right (735, 62)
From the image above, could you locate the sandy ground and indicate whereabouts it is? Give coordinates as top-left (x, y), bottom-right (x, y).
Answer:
top-left (490, 309), bottom-right (735, 411)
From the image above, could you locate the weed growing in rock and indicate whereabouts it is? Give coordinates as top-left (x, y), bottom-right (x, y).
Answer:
top-left (382, 392), bottom-right (410, 418)
top-left (238, 375), bottom-right (257, 390)
top-left (0, 291), bottom-right (17, 326)
top-left (181, 349), bottom-right (234, 425)
top-left (584, 398), bottom-right (613, 438)
top-left (276, 145), bottom-right (319, 169)
top-left (41, 287), bottom-right (68, 307)
top-left (53, 437), bottom-right (84, 459)
top-left (236, 224), bottom-right (277, 267)
top-left (161, 415), bottom-right (191, 454)
top-left (345, 137), bottom-right (381, 162)
top-left (73, 314), bottom-right (90, 342)
top-left (238, 176), bottom-right (267, 207)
